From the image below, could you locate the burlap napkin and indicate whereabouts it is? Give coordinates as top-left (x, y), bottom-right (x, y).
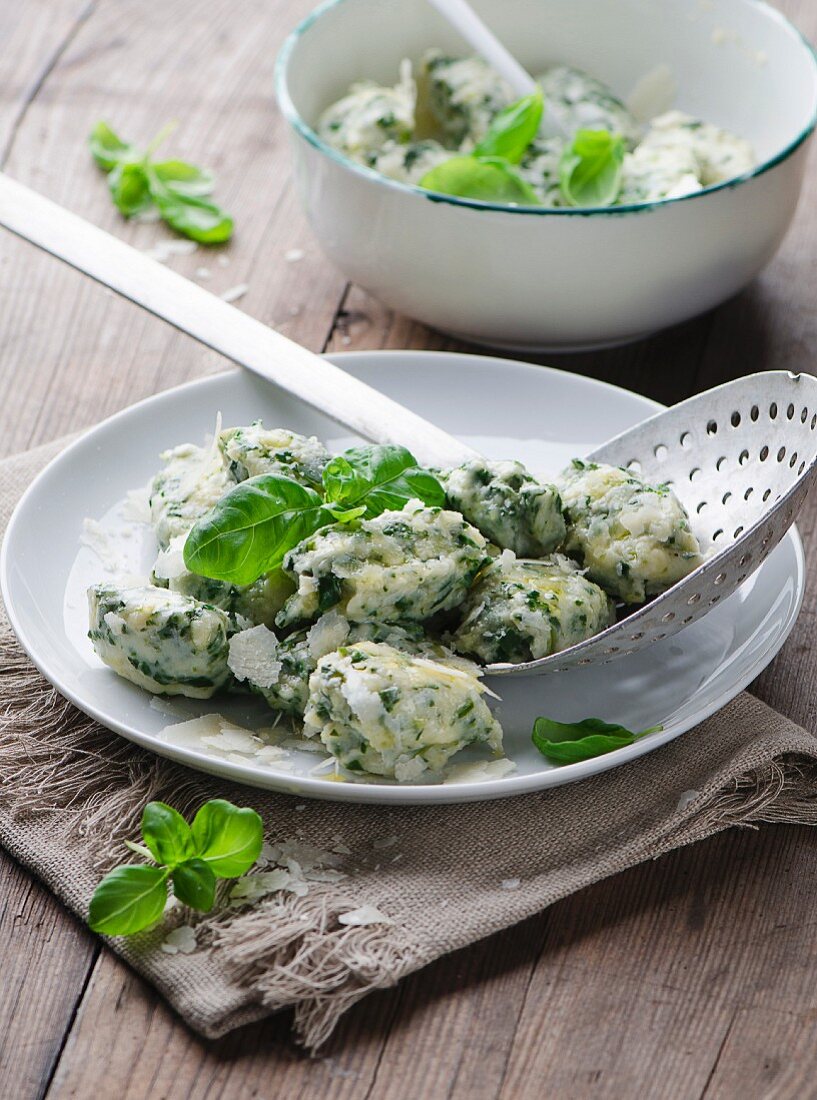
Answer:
top-left (2, 437), bottom-right (817, 1050)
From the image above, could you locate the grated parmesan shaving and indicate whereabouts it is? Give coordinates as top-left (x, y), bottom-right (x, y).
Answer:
top-left (676, 789), bottom-right (701, 812)
top-left (122, 486), bottom-right (152, 525)
top-left (372, 835), bottom-right (399, 851)
top-left (220, 282), bottom-right (249, 303)
top-left (338, 905), bottom-right (393, 927)
top-left (152, 534), bottom-right (188, 582)
top-left (149, 695), bottom-right (193, 720)
top-left (201, 727), bottom-right (262, 754)
top-left (160, 924), bottom-right (197, 954)
top-left (443, 757), bottom-right (517, 784)
top-left (306, 610), bottom-right (350, 659)
top-left (227, 625), bottom-right (281, 688)
top-left (143, 239), bottom-right (198, 263)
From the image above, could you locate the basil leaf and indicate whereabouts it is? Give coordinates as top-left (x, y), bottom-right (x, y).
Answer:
top-left (325, 503), bottom-right (368, 524)
top-left (141, 801), bottom-right (195, 866)
top-left (323, 445), bottom-right (445, 517)
top-left (184, 475), bottom-right (333, 586)
top-left (151, 160), bottom-right (215, 198)
top-left (191, 799), bottom-right (263, 878)
top-left (532, 716), bottom-right (662, 765)
top-left (474, 90), bottom-right (544, 164)
top-left (419, 156), bottom-right (539, 205)
top-left (172, 858), bottom-right (217, 911)
top-left (559, 129), bottom-right (625, 208)
top-left (89, 121), bottom-right (136, 171)
top-left (108, 162), bottom-right (152, 217)
top-left (148, 169), bottom-right (233, 243)
top-left (88, 865), bottom-right (169, 936)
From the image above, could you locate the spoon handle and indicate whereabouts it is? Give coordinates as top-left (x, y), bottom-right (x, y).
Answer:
top-left (0, 173), bottom-right (478, 468)
top-left (426, 0), bottom-right (537, 97)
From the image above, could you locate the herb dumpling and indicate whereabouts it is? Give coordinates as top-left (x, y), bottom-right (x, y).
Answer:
top-left (536, 66), bottom-right (642, 148)
top-left (88, 584), bottom-right (231, 698)
top-left (303, 641), bottom-right (502, 780)
top-left (218, 422), bottom-right (329, 487)
top-left (228, 612), bottom-right (475, 717)
top-left (371, 139), bottom-right (451, 184)
top-left (442, 459), bottom-right (566, 558)
top-left (559, 459), bottom-right (703, 603)
top-left (276, 503), bottom-right (489, 629)
top-left (421, 49), bottom-right (513, 145)
top-left (152, 537), bottom-right (294, 629)
top-left (452, 553), bottom-right (615, 664)
top-left (518, 137), bottom-right (566, 205)
top-left (149, 442), bottom-right (234, 550)
top-left (619, 133), bottom-right (702, 204)
top-left (317, 60), bottom-right (416, 160)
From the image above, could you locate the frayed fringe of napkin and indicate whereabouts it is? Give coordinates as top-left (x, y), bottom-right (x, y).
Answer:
top-left (0, 632), bottom-right (417, 1048)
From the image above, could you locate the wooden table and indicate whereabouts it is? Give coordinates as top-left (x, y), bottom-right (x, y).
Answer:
top-left (1, 1), bottom-right (816, 1096)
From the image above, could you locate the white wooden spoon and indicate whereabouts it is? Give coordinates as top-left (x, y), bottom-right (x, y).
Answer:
top-left (425, 0), bottom-right (567, 136)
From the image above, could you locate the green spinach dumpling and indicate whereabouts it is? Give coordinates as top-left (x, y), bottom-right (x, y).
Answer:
top-left (559, 459), bottom-right (703, 603)
top-left (218, 423), bottom-right (329, 487)
top-left (442, 459), bottom-right (566, 557)
top-left (304, 641), bottom-right (502, 779)
top-left (452, 553), bottom-right (615, 664)
top-left (277, 503), bottom-right (489, 628)
top-left (88, 584), bottom-right (231, 698)
top-left (149, 442), bottom-right (234, 550)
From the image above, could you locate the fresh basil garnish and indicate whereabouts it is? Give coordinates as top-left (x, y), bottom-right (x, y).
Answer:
top-left (88, 798), bottom-right (263, 937)
top-left (190, 799), bottom-right (266, 878)
top-left (184, 444), bottom-right (444, 586)
top-left (89, 121), bottom-right (137, 172)
top-left (323, 444), bottom-right (445, 517)
top-left (184, 475), bottom-right (334, 586)
top-left (559, 129), bottom-right (626, 208)
top-left (419, 155), bottom-right (539, 204)
top-left (87, 864), bottom-right (170, 937)
top-left (474, 90), bottom-right (544, 164)
top-left (532, 716), bottom-right (663, 765)
top-left (89, 120), bottom-right (233, 242)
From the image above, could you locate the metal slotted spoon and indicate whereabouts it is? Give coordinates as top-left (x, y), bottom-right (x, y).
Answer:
top-left (0, 176), bottom-right (815, 677)
top-left (496, 370), bottom-right (817, 676)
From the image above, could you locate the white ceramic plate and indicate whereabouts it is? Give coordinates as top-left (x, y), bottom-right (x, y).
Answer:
top-left (1, 352), bottom-right (804, 804)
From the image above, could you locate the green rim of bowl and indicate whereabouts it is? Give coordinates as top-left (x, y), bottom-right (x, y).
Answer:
top-left (274, 0), bottom-right (817, 216)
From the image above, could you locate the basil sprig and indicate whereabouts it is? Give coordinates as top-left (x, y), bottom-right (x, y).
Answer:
top-left (184, 444), bottom-right (444, 586)
top-left (532, 717), bottom-right (663, 765)
top-left (418, 91), bottom-right (542, 205)
top-left (474, 90), bottom-right (544, 164)
top-left (323, 445), bottom-right (445, 514)
top-left (88, 799), bottom-right (263, 936)
top-left (419, 157), bottom-right (538, 204)
top-left (559, 129), bottom-right (626, 208)
top-left (184, 476), bottom-right (337, 586)
top-left (89, 121), bottom-right (233, 242)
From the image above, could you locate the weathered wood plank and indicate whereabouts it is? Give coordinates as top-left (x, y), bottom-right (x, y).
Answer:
top-left (0, 856), bottom-right (98, 1100)
top-left (0, 6), bottom-right (119, 1099)
top-left (703, 1004), bottom-right (817, 1100)
top-left (495, 824), bottom-right (817, 1100)
top-left (0, 0), bottom-right (93, 164)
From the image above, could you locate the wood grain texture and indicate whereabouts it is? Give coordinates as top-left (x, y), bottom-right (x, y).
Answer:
top-left (0, 0), bottom-right (816, 1096)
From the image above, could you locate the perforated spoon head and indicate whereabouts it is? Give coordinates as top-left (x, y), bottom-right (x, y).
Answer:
top-left (489, 371), bottom-right (817, 677)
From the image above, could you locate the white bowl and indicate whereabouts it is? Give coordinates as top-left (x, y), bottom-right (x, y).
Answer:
top-left (276, 0), bottom-right (817, 351)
